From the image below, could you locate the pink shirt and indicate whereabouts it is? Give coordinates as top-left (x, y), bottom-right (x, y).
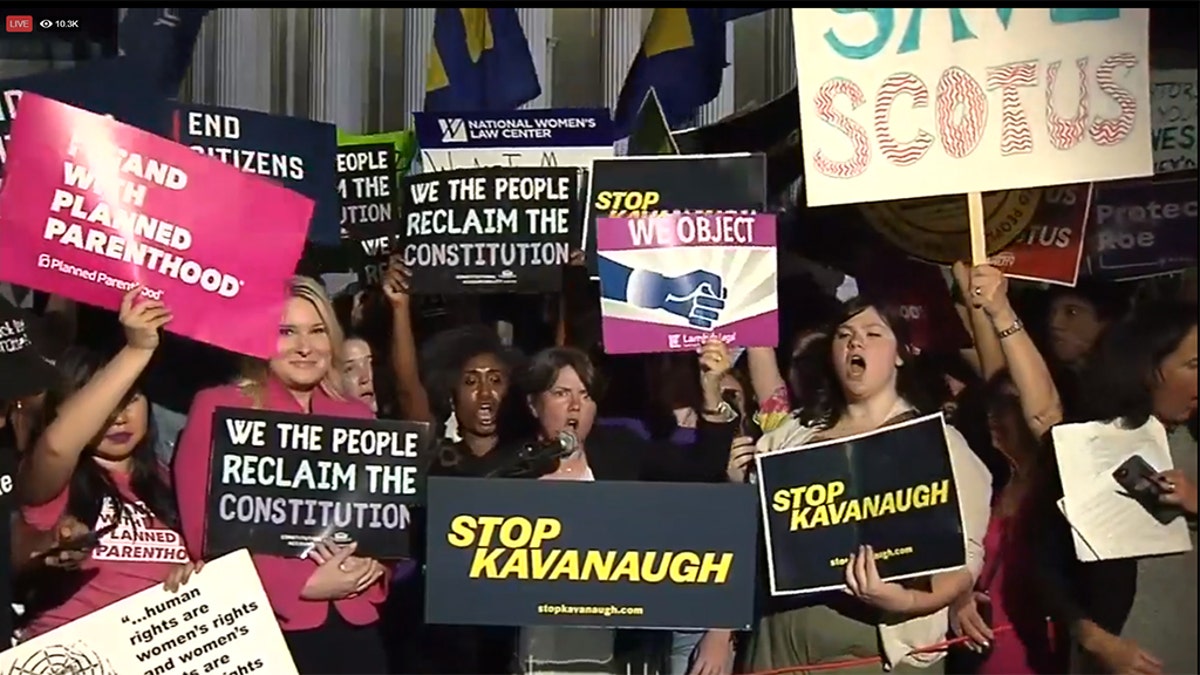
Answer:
top-left (173, 377), bottom-right (387, 632)
top-left (21, 471), bottom-right (187, 638)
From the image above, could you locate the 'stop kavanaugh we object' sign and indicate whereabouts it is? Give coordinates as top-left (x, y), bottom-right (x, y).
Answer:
top-left (792, 8), bottom-right (1153, 207)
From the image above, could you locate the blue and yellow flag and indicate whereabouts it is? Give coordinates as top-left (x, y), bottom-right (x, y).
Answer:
top-left (613, 8), bottom-right (767, 138)
top-left (424, 8), bottom-right (542, 113)
top-left (118, 8), bottom-right (213, 99)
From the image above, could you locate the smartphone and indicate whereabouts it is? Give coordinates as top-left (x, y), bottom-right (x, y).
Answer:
top-left (1112, 454), bottom-right (1177, 525)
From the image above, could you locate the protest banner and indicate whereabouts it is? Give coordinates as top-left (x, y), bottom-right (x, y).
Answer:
top-left (989, 183), bottom-right (1093, 286)
top-left (1082, 175), bottom-right (1198, 281)
top-left (338, 128), bottom-right (419, 184)
top-left (173, 102), bottom-right (339, 245)
top-left (413, 109), bottom-right (614, 172)
top-left (0, 94), bottom-right (312, 358)
top-left (337, 143), bottom-right (398, 286)
top-left (205, 408), bottom-right (430, 559)
top-left (584, 154), bottom-right (767, 277)
top-left (596, 212), bottom-right (778, 354)
top-left (399, 166), bottom-right (581, 294)
top-left (1, 58), bottom-right (172, 190)
top-left (792, 8), bottom-right (1153, 208)
top-left (755, 413), bottom-right (966, 596)
top-left (1151, 68), bottom-right (1197, 173)
top-left (0, 549), bottom-right (298, 675)
top-left (425, 477), bottom-right (758, 629)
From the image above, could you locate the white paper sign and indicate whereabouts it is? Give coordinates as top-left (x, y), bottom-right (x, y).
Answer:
top-left (1151, 68), bottom-right (1198, 173)
top-left (0, 550), bottom-right (298, 675)
top-left (419, 146), bottom-right (613, 174)
top-left (792, 8), bottom-right (1154, 206)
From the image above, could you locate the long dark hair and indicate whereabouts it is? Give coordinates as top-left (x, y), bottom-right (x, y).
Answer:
top-left (793, 296), bottom-right (937, 430)
top-left (33, 347), bottom-right (178, 532)
top-left (1074, 300), bottom-right (1198, 428)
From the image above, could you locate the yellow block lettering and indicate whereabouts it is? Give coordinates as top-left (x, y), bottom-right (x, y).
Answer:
top-left (611, 551), bottom-right (640, 581)
top-left (697, 552), bottom-right (733, 584)
top-left (668, 551), bottom-right (700, 583)
top-left (447, 515), bottom-right (476, 547)
top-left (468, 547), bottom-right (504, 578)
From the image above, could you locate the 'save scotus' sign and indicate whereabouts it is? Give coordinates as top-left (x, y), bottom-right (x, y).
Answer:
top-left (793, 8), bottom-right (1153, 206)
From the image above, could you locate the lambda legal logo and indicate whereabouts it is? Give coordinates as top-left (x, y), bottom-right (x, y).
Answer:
top-left (438, 118), bottom-right (468, 143)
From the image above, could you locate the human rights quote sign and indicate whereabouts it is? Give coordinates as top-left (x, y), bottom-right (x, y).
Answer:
top-left (205, 408), bottom-right (430, 558)
top-left (0, 550), bottom-right (298, 675)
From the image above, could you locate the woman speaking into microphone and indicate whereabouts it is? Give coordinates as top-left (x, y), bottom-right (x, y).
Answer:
top-left (508, 337), bottom-right (738, 674)
top-left (518, 337), bottom-right (737, 482)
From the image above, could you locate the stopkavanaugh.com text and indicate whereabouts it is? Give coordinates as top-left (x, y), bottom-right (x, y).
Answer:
top-left (828, 546), bottom-right (915, 568)
top-left (537, 603), bottom-right (645, 618)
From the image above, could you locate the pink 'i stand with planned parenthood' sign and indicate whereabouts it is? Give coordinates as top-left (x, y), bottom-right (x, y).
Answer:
top-left (595, 212), bottom-right (778, 354)
top-left (0, 94), bottom-right (314, 358)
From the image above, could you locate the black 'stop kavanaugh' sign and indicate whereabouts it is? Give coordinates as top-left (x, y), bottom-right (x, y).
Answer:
top-left (398, 166), bottom-right (582, 294)
top-left (424, 476), bottom-right (758, 629)
top-left (337, 143), bottom-right (399, 286)
top-left (582, 154), bottom-right (767, 277)
top-left (755, 413), bottom-right (966, 596)
top-left (205, 407), bottom-right (431, 559)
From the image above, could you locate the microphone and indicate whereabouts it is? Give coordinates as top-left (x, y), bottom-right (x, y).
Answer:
top-left (487, 430), bottom-right (579, 478)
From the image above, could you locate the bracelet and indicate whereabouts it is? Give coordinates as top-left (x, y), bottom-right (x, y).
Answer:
top-left (996, 318), bottom-right (1024, 339)
top-left (702, 401), bottom-right (735, 420)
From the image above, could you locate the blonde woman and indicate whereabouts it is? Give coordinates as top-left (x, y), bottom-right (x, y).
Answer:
top-left (173, 276), bottom-right (389, 674)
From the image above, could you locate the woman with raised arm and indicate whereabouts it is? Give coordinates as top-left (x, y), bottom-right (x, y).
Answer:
top-left (728, 297), bottom-right (993, 674)
top-left (173, 276), bottom-right (389, 675)
top-left (17, 286), bottom-right (199, 640)
top-left (389, 324), bottom-right (530, 675)
top-left (947, 263), bottom-right (1065, 674)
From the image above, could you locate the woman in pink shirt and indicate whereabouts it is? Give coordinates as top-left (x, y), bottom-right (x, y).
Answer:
top-left (173, 276), bottom-right (389, 675)
top-left (17, 286), bottom-right (198, 639)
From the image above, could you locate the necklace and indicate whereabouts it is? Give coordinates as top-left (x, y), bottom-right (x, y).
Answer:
top-left (555, 452), bottom-right (587, 474)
